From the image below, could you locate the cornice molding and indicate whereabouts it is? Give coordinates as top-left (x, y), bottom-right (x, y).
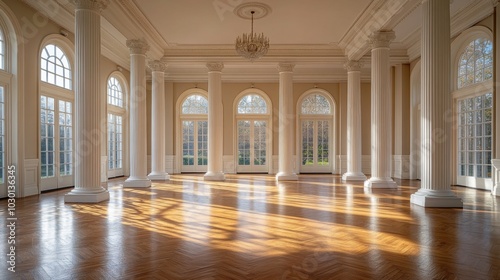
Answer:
top-left (71, 0), bottom-right (109, 12)
top-left (126, 39), bottom-right (149, 55)
top-left (206, 62), bottom-right (224, 72)
top-left (369, 31), bottom-right (396, 49)
top-left (344, 60), bottom-right (363, 72)
top-left (277, 63), bottom-right (295, 72)
top-left (148, 60), bottom-right (166, 72)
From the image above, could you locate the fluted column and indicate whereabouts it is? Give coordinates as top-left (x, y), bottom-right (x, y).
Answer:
top-left (411, 0), bottom-right (463, 207)
top-left (124, 39), bottom-right (151, 188)
top-left (65, 0), bottom-right (109, 203)
top-left (342, 61), bottom-right (367, 181)
top-left (148, 60), bottom-right (169, 181)
top-left (276, 63), bottom-right (298, 181)
top-left (204, 62), bottom-right (225, 181)
top-left (364, 31), bottom-right (397, 189)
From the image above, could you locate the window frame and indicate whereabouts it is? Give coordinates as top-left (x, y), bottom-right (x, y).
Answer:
top-left (233, 89), bottom-right (273, 174)
top-left (451, 26), bottom-right (494, 190)
top-left (296, 89), bottom-right (336, 174)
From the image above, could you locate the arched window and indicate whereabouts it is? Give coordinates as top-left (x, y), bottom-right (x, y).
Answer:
top-left (107, 75), bottom-right (127, 178)
top-left (235, 91), bottom-right (271, 173)
top-left (39, 38), bottom-right (75, 191)
top-left (107, 77), bottom-right (123, 107)
top-left (0, 27), bottom-right (5, 70)
top-left (457, 38), bottom-right (493, 89)
top-left (298, 91), bottom-right (334, 173)
top-left (40, 44), bottom-right (72, 90)
top-left (453, 29), bottom-right (493, 190)
top-left (178, 93), bottom-right (209, 172)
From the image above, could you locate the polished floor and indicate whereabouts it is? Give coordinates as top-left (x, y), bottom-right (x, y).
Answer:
top-left (1, 174), bottom-right (499, 280)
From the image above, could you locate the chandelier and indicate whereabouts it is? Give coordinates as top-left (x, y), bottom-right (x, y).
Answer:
top-left (235, 10), bottom-right (270, 61)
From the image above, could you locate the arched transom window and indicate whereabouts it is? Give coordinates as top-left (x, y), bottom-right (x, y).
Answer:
top-left (41, 44), bottom-right (72, 90)
top-left (182, 95), bottom-right (209, 114)
top-left (107, 77), bottom-right (124, 107)
top-left (458, 38), bottom-right (493, 89)
top-left (237, 94), bottom-right (268, 114)
top-left (301, 94), bottom-right (331, 115)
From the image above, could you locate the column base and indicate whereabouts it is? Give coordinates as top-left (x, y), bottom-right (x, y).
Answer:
top-left (364, 177), bottom-right (397, 188)
top-left (342, 172), bottom-right (367, 181)
top-left (276, 172), bottom-right (298, 181)
top-left (148, 172), bottom-right (170, 181)
top-left (123, 177), bottom-right (151, 188)
top-left (204, 171), bottom-right (225, 181)
top-left (411, 189), bottom-right (463, 208)
top-left (64, 188), bottom-right (109, 203)
top-left (492, 184), bottom-right (500, 197)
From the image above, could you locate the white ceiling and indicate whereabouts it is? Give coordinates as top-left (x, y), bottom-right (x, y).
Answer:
top-left (132, 0), bottom-right (372, 46)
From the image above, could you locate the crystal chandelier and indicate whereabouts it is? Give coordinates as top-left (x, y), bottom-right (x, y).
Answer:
top-left (235, 11), bottom-right (270, 61)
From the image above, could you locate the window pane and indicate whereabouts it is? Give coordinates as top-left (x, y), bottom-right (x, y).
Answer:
top-left (40, 44), bottom-right (72, 90)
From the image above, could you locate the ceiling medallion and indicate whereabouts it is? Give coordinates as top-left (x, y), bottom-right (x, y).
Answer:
top-left (234, 2), bottom-right (272, 61)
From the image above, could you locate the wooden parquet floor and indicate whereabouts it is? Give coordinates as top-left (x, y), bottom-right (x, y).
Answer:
top-left (1, 174), bottom-right (500, 280)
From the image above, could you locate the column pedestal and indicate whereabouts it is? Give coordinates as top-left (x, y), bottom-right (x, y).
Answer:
top-left (490, 159), bottom-right (500, 196)
top-left (65, 0), bottom-right (109, 203)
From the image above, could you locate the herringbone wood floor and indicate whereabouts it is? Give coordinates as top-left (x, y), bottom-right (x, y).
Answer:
top-left (1, 175), bottom-right (499, 280)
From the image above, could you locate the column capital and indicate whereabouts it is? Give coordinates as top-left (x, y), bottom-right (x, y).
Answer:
top-left (206, 62), bottom-right (224, 72)
top-left (368, 31), bottom-right (396, 49)
top-left (344, 60), bottom-right (363, 72)
top-left (148, 60), bottom-right (167, 72)
top-left (71, 0), bottom-right (109, 12)
top-left (126, 39), bottom-right (150, 55)
top-left (277, 63), bottom-right (295, 72)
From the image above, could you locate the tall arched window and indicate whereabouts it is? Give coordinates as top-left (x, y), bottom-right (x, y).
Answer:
top-left (298, 91), bottom-right (334, 173)
top-left (39, 39), bottom-right (74, 191)
top-left (40, 44), bottom-right (72, 90)
top-left (453, 28), bottom-right (493, 190)
top-left (235, 91), bottom-right (271, 173)
top-left (107, 75), bottom-right (126, 178)
top-left (0, 87), bottom-right (4, 185)
top-left (179, 93), bottom-right (208, 172)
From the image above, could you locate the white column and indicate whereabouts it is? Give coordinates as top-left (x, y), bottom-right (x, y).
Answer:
top-left (276, 63), bottom-right (298, 181)
top-left (65, 0), bottom-right (109, 203)
top-left (411, 0), bottom-right (463, 207)
top-left (342, 60), bottom-right (367, 181)
top-left (364, 31), bottom-right (397, 189)
top-left (124, 39), bottom-right (151, 188)
top-left (492, 160), bottom-right (500, 196)
top-left (204, 62), bottom-right (225, 181)
top-left (148, 60), bottom-right (169, 181)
